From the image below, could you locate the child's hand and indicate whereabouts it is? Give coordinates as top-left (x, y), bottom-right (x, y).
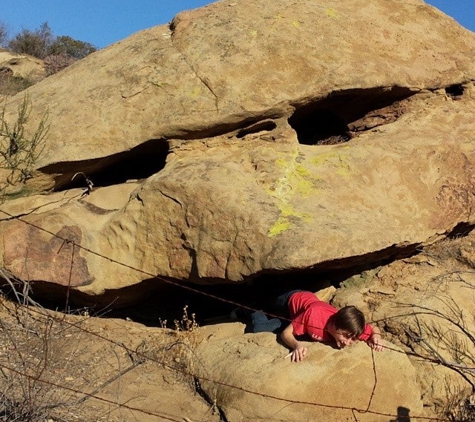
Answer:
top-left (368, 333), bottom-right (383, 351)
top-left (287, 344), bottom-right (308, 362)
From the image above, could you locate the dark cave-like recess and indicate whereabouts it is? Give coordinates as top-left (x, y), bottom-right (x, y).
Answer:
top-left (445, 84), bottom-right (464, 99)
top-left (288, 86), bottom-right (416, 145)
top-left (41, 138), bottom-right (170, 191)
top-left (42, 87), bottom-right (419, 190)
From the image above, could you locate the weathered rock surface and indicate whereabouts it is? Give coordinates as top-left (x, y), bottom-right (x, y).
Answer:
top-left (2, 1), bottom-right (475, 420)
top-left (194, 323), bottom-right (422, 422)
top-left (3, 90), bottom-right (475, 299)
top-left (2, 0), bottom-right (475, 185)
top-left (330, 240), bottom-right (475, 416)
top-left (1, 0), bottom-right (475, 297)
top-left (0, 0), bottom-right (474, 360)
top-left (3, 235), bottom-right (475, 422)
top-left (0, 50), bottom-right (46, 83)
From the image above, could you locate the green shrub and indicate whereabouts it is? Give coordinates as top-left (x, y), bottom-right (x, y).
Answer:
top-left (48, 35), bottom-right (96, 60)
top-left (0, 93), bottom-right (49, 200)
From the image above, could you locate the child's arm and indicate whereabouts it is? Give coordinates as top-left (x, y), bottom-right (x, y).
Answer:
top-left (367, 325), bottom-right (383, 351)
top-left (281, 323), bottom-right (308, 362)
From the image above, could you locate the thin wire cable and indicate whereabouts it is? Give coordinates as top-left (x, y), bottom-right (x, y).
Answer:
top-left (0, 280), bottom-right (459, 422)
top-left (2, 204), bottom-right (474, 371)
top-left (1, 204), bottom-right (474, 365)
top-left (0, 206), bottom-right (472, 421)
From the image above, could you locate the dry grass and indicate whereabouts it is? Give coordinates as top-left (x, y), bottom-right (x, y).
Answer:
top-left (0, 73), bottom-right (34, 97)
top-left (444, 390), bottom-right (475, 422)
top-left (0, 298), bottom-right (98, 421)
top-left (0, 281), bottom-right (211, 422)
top-left (423, 236), bottom-right (475, 269)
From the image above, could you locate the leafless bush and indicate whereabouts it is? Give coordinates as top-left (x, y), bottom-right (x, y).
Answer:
top-left (0, 298), bottom-right (95, 421)
top-left (445, 391), bottom-right (475, 422)
top-left (0, 267), bottom-right (211, 421)
top-left (149, 305), bottom-right (201, 387)
top-left (399, 276), bottom-right (475, 421)
top-left (0, 267), bottom-right (153, 422)
top-left (0, 23), bottom-right (8, 48)
top-left (8, 23), bottom-right (53, 60)
top-left (423, 236), bottom-right (475, 269)
top-left (43, 53), bottom-right (77, 76)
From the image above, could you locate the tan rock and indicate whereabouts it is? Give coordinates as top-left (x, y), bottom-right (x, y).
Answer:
top-left (1, 1), bottom-right (475, 419)
top-left (1, 0), bottom-right (474, 187)
top-left (194, 323), bottom-right (423, 422)
top-left (0, 1), bottom-right (475, 300)
top-left (315, 285), bottom-right (336, 302)
top-left (0, 50), bottom-right (46, 82)
top-left (332, 246), bottom-right (475, 415)
top-left (3, 91), bottom-right (475, 300)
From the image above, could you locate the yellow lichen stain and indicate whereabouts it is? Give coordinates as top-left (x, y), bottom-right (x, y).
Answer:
top-left (189, 86), bottom-right (201, 97)
top-left (295, 165), bottom-right (311, 177)
top-left (268, 204), bottom-right (312, 238)
top-left (280, 203), bottom-right (311, 220)
top-left (325, 8), bottom-right (339, 18)
top-left (292, 21), bottom-right (300, 29)
top-left (311, 151), bottom-right (338, 166)
top-left (275, 157), bottom-right (288, 169)
top-left (267, 149), bottom-right (317, 237)
top-left (311, 151), bottom-right (350, 177)
top-left (335, 157), bottom-right (351, 177)
top-left (270, 158), bottom-right (317, 199)
top-left (268, 217), bottom-right (293, 237)
top-left (336, 167), bottom-right (350, 177)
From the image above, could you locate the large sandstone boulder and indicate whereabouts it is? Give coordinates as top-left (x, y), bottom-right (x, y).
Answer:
top-left (2, 90), bottom-right (475, 300)
top-left (1, 0), bottom-right (475, 303)
top-left (1, 0), bottom-right (475, 183)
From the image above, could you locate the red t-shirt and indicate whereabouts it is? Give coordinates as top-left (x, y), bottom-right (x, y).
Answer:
top-left (288, 291), bottom-right (373, 342)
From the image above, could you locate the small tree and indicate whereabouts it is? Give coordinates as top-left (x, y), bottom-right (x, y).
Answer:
top-left (48, 35), bottom-right (96, 59)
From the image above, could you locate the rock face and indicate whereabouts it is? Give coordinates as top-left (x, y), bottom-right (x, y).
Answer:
top-left (1, 1), bottom-right (475, 420)
top-left (330, 240), bottom-right (475, 418)
top-left (2, 0), bottom-right (475, 174)
top-left (194, 323), bottom-right (423, 422)
top-left (0, 50), bottom-right (46, 83)
top-left (1, 0), bottom-right (475, 299)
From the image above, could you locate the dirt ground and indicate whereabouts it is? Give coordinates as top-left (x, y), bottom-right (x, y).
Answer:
top-left (0, 298), bottom-right (222, 422)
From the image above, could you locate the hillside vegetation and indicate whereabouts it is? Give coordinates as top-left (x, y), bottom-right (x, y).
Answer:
top-left (0, 21), bottom-right (96, 96)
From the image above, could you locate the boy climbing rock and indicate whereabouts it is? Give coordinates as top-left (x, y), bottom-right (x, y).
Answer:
top-left (249, 290), bottom-right (383, 362)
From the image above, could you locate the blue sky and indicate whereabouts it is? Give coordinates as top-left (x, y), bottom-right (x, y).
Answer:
top-left (0, 1), bottom-right (474, 49)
